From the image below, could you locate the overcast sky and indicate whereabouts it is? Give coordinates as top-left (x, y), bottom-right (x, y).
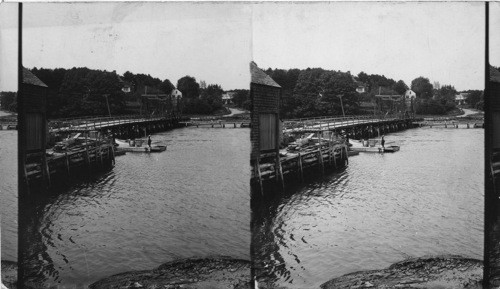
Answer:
top-left (253, 2), bottom-right (486, 91)
top-left (0, 2), bottom-right (497, 92)
top-left (0, 2), bottom-right (252, 92)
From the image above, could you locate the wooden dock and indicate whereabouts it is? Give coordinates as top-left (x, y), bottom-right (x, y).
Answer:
top-left (413, 116), bottom-right (484, 129)
top-left (252, 137), bottom-right (348, 193)
top-left (24, 134), bottom-right (115, 190)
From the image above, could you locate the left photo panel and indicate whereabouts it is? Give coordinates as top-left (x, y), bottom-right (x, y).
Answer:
top-left (12, 3), bottom-right (252, 288)
top-left (0, 3), bottom-right (19, 289)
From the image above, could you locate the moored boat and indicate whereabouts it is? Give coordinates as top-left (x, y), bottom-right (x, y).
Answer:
top-left (115, 138), bottom-right (167, 153)
top-left (349, 139), bottom-right (400, 153)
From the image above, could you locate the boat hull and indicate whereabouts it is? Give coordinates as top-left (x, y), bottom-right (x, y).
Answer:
top-left (350, 145), bottom-right (400, 153)
top-left (115, 139), bottom-right (167, 153)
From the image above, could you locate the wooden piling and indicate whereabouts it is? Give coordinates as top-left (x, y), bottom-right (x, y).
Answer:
top-left (298, 152), bottom-right (304, 182)
top-left (65, 152), bottom-right (70, 176)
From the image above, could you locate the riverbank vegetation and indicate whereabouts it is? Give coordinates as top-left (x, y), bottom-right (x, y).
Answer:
top-left (1, 67), bottom-right (246, 118)
top-left (264, 67), bottom-right (481, 118)
top-left (0, 91), bottom-right (17, 112)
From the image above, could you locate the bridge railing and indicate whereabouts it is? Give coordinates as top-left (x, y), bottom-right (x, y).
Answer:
top-left (282, 114), bottom-right (411, 131)
top-left (49, 113), bottom-right (177, 131)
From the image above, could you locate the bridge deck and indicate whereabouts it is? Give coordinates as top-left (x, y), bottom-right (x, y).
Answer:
top-left (283, 117), bottom-right (403, 133)
top-left (50, 115), bottom-right (173, 133)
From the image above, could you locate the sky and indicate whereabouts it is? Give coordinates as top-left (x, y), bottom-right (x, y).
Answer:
top-left (0, 2), bottom-right (252, 92)
top-left (253, 2), bottom-right (486, 91)
top-left (0, 2), bottom-right (497, 92)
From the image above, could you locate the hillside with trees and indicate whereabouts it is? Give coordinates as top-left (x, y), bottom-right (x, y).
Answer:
top-left (264, 68), bottom-right (413, 118)
top-left (20, 67), bottom-right (230, 118)
top-left (0, 92), bottom-right (17, 112)
top-left (264, 66), bottom-right (482, 118)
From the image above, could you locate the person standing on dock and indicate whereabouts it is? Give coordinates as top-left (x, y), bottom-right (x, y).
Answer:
top-left (148, 135), bottom-right (152, 148)
top-left (381, 135), bottom-right (385, 149)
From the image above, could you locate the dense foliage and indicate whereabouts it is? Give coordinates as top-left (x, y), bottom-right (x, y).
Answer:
top-left (0, 92), bottom-right (17, 112)
top-left (264, 68), bottom-right (414, 118)
top-left (21, 67), bottom-right (232, 117)
top-left (231, 89), bottom-right (250, 111)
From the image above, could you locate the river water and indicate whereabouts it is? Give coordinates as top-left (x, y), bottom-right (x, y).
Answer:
top-left (0, 130), bottom-right (18, 262)
top-left (21, 127), bottom-right (250, 288)
top-left (253, 127), bottom-right (484, 288)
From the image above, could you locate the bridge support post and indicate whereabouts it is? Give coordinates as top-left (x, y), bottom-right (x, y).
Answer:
top-left (297, 152), bottom-right (304, 182)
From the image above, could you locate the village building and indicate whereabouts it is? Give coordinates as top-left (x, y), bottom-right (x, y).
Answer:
top-left (455, 93), bottom-right (468, 106)
top-left (222, 91), bottom-right (236, 105)
top-left (355, 81), bottom-right (368, 93)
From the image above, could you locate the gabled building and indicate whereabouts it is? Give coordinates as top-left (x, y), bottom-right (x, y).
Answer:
top-left (455, 93), bottom-right (468, 105)
top-left (222, 91), bottom-right (236, 104)
top-left (117, 74), bottom-right (133, 93)
top-left (355, 81), bottom-right (368, 93)
top-left (404, 89), bottom-right (416, 100)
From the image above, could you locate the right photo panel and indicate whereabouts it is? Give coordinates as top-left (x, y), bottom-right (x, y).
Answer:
top-left (251, 2), bottom-right (485, 288)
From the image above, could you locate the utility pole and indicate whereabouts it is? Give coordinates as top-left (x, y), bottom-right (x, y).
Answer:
top-left (104, 94), bottom-right (111, 117)
top-left (338, 94), bottom-right (346, 118)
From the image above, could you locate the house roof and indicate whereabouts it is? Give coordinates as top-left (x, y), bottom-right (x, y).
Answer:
top-left (250, 61), bottom-right (281, 88)
top-left (23, 67), bottom-right (48, 87)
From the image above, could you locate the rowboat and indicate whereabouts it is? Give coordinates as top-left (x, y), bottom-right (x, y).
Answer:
top-left (349, 139), bottom-right (399, 153)
top-left (114, 138), bottom-right (166, 153)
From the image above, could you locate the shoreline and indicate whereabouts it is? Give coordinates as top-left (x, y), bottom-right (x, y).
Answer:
top-left (1, 260), bottom-right (17, 289)
top-left (89, 256), bottom-right (251, 289)
top-left (321, 255), bottom-right (483, 289)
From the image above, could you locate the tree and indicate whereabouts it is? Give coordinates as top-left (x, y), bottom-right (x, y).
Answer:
top-left (464, 90), bottom-right (483, 108)
top-left (159, 79), bottom-right (175, 95)
top-left (232, 89), bottom-right (250, 109)
top-left (200, 84), bottom-right (223, 111)
top-left (436, 85), bottom-right (457, 103)
top-left (0, 92), bottom-right (17, 112)
top-left (411, 77), bottom-right (434, 99)
top-left (177, 76), bottom-right (200, 99)
top-left (393, 80), bottom-right (409, 95)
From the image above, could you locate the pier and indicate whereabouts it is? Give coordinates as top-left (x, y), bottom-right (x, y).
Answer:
top-left (413, 116), bottom-right (484, 128)
top-left (179, 116), bottom-right (250, 128)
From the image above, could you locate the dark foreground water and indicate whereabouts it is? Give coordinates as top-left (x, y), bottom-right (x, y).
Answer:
top-left (253, 128), bottom-right (484, 289)
top-left (21, 127), bottom-right (250, 288)
top-left (0, 130), bottom-right (18, 262)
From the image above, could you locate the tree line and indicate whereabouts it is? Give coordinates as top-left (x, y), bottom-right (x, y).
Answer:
top-left (0, 67), bottom-right (250, 118)
top-left (264, 67), bottom-right (484, 118)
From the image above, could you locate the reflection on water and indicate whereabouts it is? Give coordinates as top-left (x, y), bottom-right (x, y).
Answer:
top-left (21, 127), bottom-right (250, 288)
top-left (253, 128), bottom-right (483, 289)
top-left (0, 130), bottom-right (18, 261)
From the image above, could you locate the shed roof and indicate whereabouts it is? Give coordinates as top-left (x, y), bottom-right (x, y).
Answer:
top-left (23, 67), bottom-right (48, 87)
top-left (250, 61), bottom-right (281, 88)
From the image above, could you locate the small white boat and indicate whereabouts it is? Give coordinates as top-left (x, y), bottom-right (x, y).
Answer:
top-left (349, 139), bottom-right (399, 153)
top-left (115, 138), bottom-right (166, 153)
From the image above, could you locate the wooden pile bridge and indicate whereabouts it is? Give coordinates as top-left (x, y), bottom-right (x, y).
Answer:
top-left (0, 115), bottom-right (18, 130)
top-left (413, 115), bottom-right (484, 128)
top-left (282, 115), bottom-right (418, 141)
top-left (49, 113), bottom-right (182, 137)
top-left (180, 116), bottom-right (251, 128)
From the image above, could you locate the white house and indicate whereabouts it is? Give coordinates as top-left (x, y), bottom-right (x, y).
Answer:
top-left (170, 89), bottom-right (182, 107)
top-left (404, 89), bottom-right (416, 100)
top-left (222, 91), bottom-right (236, 104)
top-left (455, 93), bottom-right (468, 105)
top-left (355, 81), bottom-right (367, 93)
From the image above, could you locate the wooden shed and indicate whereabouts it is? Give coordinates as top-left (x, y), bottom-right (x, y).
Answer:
top-left (22, 67), bottom-right (48, 154)
top-left (250, 61), bottom-right (282, 161)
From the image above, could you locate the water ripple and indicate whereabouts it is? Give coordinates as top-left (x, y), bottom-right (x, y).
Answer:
top-left (254, 128), bottom-right (484, 289)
